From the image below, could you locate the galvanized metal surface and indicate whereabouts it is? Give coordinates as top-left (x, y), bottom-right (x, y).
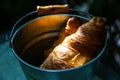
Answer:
top-left (10, 11), bottom-right (104, 80)
top-left (1, 10), bottom-right (118, 80)
top-left (0, 41), bottom-right (120, 80)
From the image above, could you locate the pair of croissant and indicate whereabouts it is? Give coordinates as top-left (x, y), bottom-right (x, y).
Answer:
top-left (40, 16), bottom-right (105, 70)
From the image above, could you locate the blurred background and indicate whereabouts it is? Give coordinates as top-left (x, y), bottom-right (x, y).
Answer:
top-left (0, 0), bottom-right (120, 80)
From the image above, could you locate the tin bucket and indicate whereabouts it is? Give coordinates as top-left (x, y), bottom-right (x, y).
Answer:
top-left (9, 7), bottom-right (109, 80)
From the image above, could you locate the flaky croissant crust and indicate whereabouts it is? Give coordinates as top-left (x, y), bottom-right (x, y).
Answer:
top-left (40, 17), bottom-right (105, 70)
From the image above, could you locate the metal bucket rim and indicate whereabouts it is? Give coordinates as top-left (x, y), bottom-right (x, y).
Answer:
top-left (10, 10), bottom-right (109, 72)
top-left (11, 32), bottom-right (108, 72)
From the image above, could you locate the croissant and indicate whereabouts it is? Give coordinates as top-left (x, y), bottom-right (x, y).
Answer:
top-left (44, 17), bottom-right (81, 57)
top-left (40, 17), bottom-right (105, 70)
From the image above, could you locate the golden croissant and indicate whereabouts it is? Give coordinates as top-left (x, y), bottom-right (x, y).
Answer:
top-left (40, 17), bottom-right (105, 70)
top-left (44, 17), bottom-right (81, 57)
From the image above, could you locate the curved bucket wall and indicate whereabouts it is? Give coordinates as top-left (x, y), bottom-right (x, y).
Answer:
top-left (9, 10), bottom-right (109, 80)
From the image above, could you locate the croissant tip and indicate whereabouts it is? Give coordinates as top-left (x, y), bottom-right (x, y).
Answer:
top-left (67, 17), bottom-right (81, 27)
top-left (67, 17), bottom-right (78, 23)
top-left (91, 17), bottom-right (104, 22)
top-left (90, 17), bottom-right (105, 27)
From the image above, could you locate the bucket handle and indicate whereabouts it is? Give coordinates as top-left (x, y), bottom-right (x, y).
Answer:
top-left (6, 4), bottom-right (69, 41)
top-left (37, 4), bottom-right (69, 15)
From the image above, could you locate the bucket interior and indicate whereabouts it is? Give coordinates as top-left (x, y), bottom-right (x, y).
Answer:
top-left (12, 14), bottom-right (88, 67)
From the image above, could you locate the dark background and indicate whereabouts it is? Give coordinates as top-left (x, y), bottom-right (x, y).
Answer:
top-left (1, 0), bottom-right (120, 34)
top-left (0, 0), bottom-right (120, 79)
